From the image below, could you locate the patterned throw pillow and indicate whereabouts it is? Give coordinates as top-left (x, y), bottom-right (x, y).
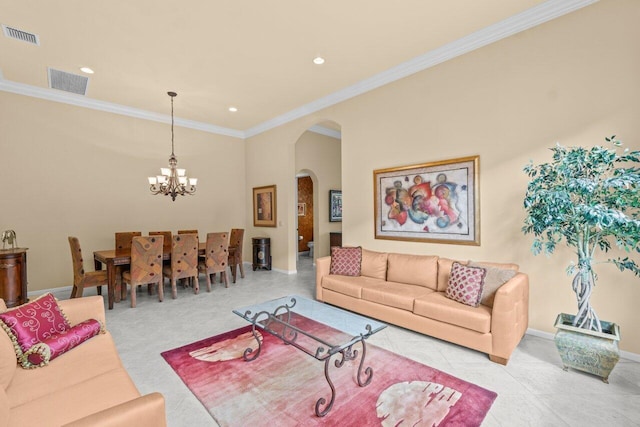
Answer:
top-left (0, 293), bottom-right (70, 357)
top-left (445, 262), bottom-right (487, 307)
top-left (330, 246), bottom-right (362, 276)
top-left (21, 319), bottom-right (103, 368)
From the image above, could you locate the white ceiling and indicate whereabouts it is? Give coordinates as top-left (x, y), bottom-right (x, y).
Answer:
top-left (0, 0), bottom-right (596, 138)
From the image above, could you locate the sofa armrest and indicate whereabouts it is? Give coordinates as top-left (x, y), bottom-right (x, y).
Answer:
top-left (315, 256), bottom-right (331, 301)
top-left (62, 392), bottom-right (166, 427)
top-left (58, 296), bottom-right (107, 328)
top-left (490, 273), bottom-right (529, 361)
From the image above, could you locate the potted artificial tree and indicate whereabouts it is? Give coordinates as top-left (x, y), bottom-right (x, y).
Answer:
top-left (522, 136), bottom-right (640, 383)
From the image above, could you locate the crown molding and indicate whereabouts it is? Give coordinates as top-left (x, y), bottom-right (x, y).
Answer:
top-left (1, 0), bottom-right (597, 140)
top-left (308, 125), bottom-right (341, 140)
top-left (0, 78), bottom-right (246, 139)
top-left (244, 0), bottom-right (598, 138)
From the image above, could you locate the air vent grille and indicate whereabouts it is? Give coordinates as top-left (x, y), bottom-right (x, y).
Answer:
top-left (2, 24), bottom-right (39, 45)
top-left (48, 68), bottom-right (89, 96)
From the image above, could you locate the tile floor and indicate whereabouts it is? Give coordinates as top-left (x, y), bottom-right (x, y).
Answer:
top-left (53, 256), bottom-right (640, 426)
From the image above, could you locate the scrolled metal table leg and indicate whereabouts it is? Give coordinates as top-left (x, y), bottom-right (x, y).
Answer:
top-left (315, 356), bottom-right (336, 417)
top-left (243, 324), bottom-right (262, 362)
top-left (356, 339), bottom-right (373, 387)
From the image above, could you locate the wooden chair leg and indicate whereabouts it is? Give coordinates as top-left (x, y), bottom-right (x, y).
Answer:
top-left (171, 278), bottom-right (178, 299)
top-left (130, 283), bottom-right (136, 308)
top-left (97, 286), bottom-right (102, 296)
top-left (205, 272), bottom-right (212, 292)
top-left (157, 281), bottom-right (164, 302)
top-left (222, 271), bottom-right (229, 288)
top-left (193, 275), bottom-right (199, 294)
top-left (238, 261), bottom-right (245, 279)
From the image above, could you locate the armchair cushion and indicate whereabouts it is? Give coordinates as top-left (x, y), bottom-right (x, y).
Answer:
top-left (0, 293), bottom-right (70, 362)
top-left (21, 319), bottom-right (103, 368)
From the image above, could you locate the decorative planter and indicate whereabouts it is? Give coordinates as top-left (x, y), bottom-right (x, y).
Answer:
top-left (554, 313), bottom-right (620, 383)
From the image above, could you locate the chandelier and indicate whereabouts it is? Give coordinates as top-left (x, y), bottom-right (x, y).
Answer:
top-left (148, 91), bottom-right (197, 201)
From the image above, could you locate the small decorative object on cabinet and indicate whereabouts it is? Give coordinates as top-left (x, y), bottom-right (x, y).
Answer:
top-left (252, 237), bottom-right (271, 271)
top-left (0, 247), bottom-right (28, 308)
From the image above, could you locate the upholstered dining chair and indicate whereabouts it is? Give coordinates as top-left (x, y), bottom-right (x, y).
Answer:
top-left (122, 236), bottom-right (164, 308)
top-left (228, 228), bottom-right (245, 284)
top-left (198, 232), bottom-right (229, 291)
top-left (163, 233), bottom-right (199, 299)
top-left (177, 229), bottom-right (198, 240)
top-left (68, 236), bottom-right (109, 299)
top-left (114, 231), bottom-right (142, 299)
top-left (149, 231), bottom-right (172, 251)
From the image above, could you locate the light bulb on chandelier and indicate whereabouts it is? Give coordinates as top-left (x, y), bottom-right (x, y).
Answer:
top-left (148, 91), bottom-right (197, 201)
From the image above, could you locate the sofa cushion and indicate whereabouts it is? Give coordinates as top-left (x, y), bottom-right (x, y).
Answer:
top-left (0, 294), bottom-right (70, 364)
top-left (361, 282), bottom-right (434, 311)
top-left (0, 300), bottom-right (16, 391)
top-left (322, 275), bottom-right (383, 299)
top-left (8, 368), bottom-right (140, 427)
top-left (21, 319), bottom-right (103, 369)
top-left (6, 331), bottom-right (124, 408)
top-left (360, 249), bottom-right (388, 280)
top-left (445, 262), bottom-right (487, 307)
top-left (386, 253), bottom-right (438, 289)
top-left (414, 292), bottom-right (492, 334)
top-left (469, 261), bottom-right (518, 307)
top-left (330, 246), bottom-right (362, 276)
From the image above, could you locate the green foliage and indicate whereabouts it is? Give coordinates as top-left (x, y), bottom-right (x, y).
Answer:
top-left (523, 136), bottom-right (640, 276)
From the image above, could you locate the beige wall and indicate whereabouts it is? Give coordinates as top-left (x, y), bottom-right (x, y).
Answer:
top-left (295, 129), bottom-right (342, 261)
top-left (245, 1), bottom-right (640, 353)
top-left (0, 93), bottom-right (246, 292)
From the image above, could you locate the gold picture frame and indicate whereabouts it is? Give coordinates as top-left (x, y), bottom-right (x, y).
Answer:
top-left (373, 156), bottom-right (480, 245)
top-left (253, 185), bottom-right (277, 227)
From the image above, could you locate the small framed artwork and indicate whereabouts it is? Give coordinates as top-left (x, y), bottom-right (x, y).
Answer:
top-left (253, 185), bottom-right (277, 227)
top-left (329, 190), bottom-right (342, 222)
top-left (298, 203), bottom-right (306, 216)
top-left (373, 156), bottom-right (479, 245)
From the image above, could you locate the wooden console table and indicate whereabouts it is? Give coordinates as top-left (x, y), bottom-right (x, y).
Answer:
top-left (0, 248), bottom-right (28, 308)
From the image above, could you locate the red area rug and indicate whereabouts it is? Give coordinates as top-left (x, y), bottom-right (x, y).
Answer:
top-left (161, 316), bottom-right (497, 426)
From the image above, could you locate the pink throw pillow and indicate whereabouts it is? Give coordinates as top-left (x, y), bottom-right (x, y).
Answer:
top-left (445, 262), bottom-right (487, 307)
top-left (22, 318), bottom-right (103, 368)
top-left (0, 293), bottom-right (70, 356)
top-left (330, 246), bottom-right (362, 276)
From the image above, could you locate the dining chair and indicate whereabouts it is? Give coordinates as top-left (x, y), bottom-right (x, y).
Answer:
top-left (114, 231), bottom-right (142, 299)
top-left (122, 236), bottom-right (164, 308)
top-left (149, 231), bottom-right (172, 251)
top-left (228, 228), bottom-right (245, 284)
top-left (163, 233), bottom-right (199, 299)
top-left (177, 229), bottom-right (199, 240)
top-left (198, 232), bottom-right (229, 291)
top-left (68, 236), bottom-right (109, 299)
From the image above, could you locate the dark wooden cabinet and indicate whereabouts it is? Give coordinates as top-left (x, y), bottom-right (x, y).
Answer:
top-left (252, 238), bottom-right (271, 271)
top-left (0, 248), bottom-right (28, 308)
top-left (330, 232), bottom-right (342, 248)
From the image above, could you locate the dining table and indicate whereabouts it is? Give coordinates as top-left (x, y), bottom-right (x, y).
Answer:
top-left (94, 243), bottom-right (237, 309)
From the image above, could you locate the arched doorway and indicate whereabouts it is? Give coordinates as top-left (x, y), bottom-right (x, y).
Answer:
top-left (294, 121), bottom-right (342, 266)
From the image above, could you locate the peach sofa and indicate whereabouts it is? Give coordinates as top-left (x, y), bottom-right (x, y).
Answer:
top-left (0, 296), bottom-right (166, 427)
top-left (316, 249), bottom-right (529, 364)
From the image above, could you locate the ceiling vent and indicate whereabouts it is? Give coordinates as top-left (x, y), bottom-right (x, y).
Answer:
top-left (48, 68), bottom-right (89, 96)
top-left (2, 24), bottom-right (39, 45)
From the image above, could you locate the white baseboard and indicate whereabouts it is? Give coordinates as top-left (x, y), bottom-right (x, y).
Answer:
top-left (526, 328), bottom-right (640, 363)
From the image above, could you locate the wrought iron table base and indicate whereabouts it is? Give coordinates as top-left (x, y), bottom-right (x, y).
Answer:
top-left (239, 298), bottom-right (375, 417)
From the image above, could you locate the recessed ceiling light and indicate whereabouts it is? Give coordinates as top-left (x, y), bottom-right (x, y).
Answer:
top-left (228, 106), bottom-right (238, 112)
top-left (80, 67), bottom-right (94, 74)
top-left (313, 56), bottom-right (325, 65)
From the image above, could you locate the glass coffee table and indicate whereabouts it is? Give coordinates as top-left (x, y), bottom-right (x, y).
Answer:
top-left (233, 295), bottom-right (387, 417)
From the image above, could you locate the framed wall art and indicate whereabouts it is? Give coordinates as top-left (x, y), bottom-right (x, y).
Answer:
top-left (253, 185), bottom-right (277, 227)
top-left (373, 156), bottom-right (479, 245)
top-left (297, 203), bottom-right (306, 216)
top-left (329, 190), bottom-right (342, 222)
